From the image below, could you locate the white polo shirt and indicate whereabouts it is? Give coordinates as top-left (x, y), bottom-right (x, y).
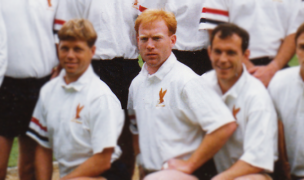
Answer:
top-left (26, 66), bottom-right (124, 177)
top-left (0, 9), bottom-right (7, 86)
top-left (199, 0), bottom-right (302, 59)
top-left (0, 0), bottom-right (59, 78)
top-left (128, 53), bottom-right (235, 170)
top-left (138, 0), bottom-right (209, 51)
top-left (201, 66), bottom-right (278, 173)
top-left (54, 0), bottom-right (138, 60)
top-left (268, 66), bottom-right (304, 177)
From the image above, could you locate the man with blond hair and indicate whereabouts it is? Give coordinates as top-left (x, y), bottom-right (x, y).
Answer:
top-left (26, 19), bottom-right (128, 180)
top-left (268, 23), bottom-right (304, 180)
top-left (128, 9), bottom-right (237, 180)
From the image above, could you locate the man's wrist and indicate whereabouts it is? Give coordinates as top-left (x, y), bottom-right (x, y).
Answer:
top-left (269, 59), bottom-right (282, 71)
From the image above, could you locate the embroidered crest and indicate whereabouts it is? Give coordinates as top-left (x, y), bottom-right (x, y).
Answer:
top-left (71, 104), bottom-right (84, 124)
top-left (232, 105), bottom-right (240, 120)
top-left (156, 88), bottom-right (167, 107)
top-left (47, 0), bottom-right (52, 7)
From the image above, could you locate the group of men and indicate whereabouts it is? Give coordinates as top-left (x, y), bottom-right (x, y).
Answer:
top-left (0, 0), bottom-right (304, 180)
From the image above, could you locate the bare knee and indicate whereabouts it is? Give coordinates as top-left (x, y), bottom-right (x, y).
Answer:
top-left (144, 170), bottom-right (198, 180)
top-left (235, 174), bottom-right (272, 180)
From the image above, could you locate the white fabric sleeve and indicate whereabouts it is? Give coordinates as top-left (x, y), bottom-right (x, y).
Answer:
top-left (199, 0), bottom-right (229, 30)
top-left (0, 10), bottom-right (7, 87)
top-left (138, 0), bottom-right (168, 13)
top-left (89, 95), bottom-right (124, 154)
top-left (127, 83), bottom-right (138, 134)
top-left (182, 78), bottom-right (235, 134)
top-left (240, 96), bottom-right (278, 172)
top-left (286, 0), bottom-right (304, 36)
top-left (26, 94), bottom-right (51, 149)
top-left (54, 0), bottom-right (87, 32)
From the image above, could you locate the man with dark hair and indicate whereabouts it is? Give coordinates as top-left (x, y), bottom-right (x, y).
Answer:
top-left (200, 0), bottom-right (303, 87)
top-left (129, 9), bottom-right (237, 180)
top-left (202, 23), bottom-right (278, 180)
top-left (27, 19), bottom-right (127, 180)
top-left (268, 23), bottom-right (304, 180)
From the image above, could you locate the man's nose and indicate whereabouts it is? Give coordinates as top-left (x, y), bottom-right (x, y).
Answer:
top-left (219, 53), bottom-right (228, 62)
top-left (147, 39), bottom-right (155, 50)
top-left (67, 49), bottom-right (75, 59)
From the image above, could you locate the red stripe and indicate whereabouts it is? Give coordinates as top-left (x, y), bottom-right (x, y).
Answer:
top-left (54, 19), bottom-right (65, 25)
top-left (31, 117), bottom-right (47, 132)
top-left (139, 5), bottom-right (147, 12)
top-left (202, 7), bottom-right (229, 16)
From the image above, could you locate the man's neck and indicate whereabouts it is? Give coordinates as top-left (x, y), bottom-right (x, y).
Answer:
top-left (64, 74), bottom-right (81, 85)
top-left (218, 69), bottom-right (243, 94)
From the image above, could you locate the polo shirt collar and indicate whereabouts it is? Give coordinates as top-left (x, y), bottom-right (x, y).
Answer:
top-left (297, 68), bottom-right (304, 88)
top-left (221, 64), bottom-right (247, 101)
top-left (141, 52), bottom-right (177, 81)
top-left (59, 65), bottom-right (95, 92)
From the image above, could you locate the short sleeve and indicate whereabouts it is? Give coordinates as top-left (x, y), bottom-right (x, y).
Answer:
top-left (182, 78), bottom-right (235, 134)
top-left (54, 0), bottom-right (87, 32)
top-left (199, 0), bottom-right (229, 30)
top-left (89, 95), bottom-right (124, 154)
top-left (286, 0), bottom-right (304, 36)
top-left (26, 95), bottom-right (51, 149)
top-left (240, 107), bottom-right (278, 172)
top-left (0, 10), bottom-right (7, 86)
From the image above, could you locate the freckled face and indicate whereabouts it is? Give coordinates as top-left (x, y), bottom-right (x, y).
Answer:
top-left (137, 20), bottom-right (176, 70)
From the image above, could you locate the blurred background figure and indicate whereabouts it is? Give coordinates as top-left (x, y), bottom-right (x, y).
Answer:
top-left (0, 0), bottom-right (60, 179)
top-left (200, 0), bottom-right (303, 87)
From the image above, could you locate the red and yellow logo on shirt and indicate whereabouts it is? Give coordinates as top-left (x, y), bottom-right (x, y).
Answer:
top-left (71, 104), bottom-right (84, 124)
top-left (157, 88), bottom-right (167, 107)
top-left (232, 105), bottom-right (240, 120)
top-left (47, 0), bottom-right (52, 7)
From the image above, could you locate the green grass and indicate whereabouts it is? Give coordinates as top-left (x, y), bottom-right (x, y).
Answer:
top-left (8, 138), bottom-right (19, 167)
top-left (7, 55), bottom-right (299, 168)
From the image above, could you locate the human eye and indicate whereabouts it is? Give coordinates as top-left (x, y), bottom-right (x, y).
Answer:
top-left (140, 37), bottom-right (148, 42)
top-left (74, 47), bottom-right (83, 52)
top-left (60, 46), bottom-right (68, 52)
top-left (214, 49), bottom-right (221, 55)
top-left (152, 36), bottom-right (161, 41)
top-left (227, 50), bottom-right (236, 56)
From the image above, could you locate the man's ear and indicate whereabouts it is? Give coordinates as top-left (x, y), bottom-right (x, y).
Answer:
top-left (170, 34), bottom-right (177, 48)
top-left (91, 45), bottom-right (96, 56)
top-left (243, 49), bottom-right (250, 61)
top-left (207, 45), bottom-right (212, 58)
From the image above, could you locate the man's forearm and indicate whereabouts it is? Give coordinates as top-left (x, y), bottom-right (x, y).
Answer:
top-left (272, 33), bottom-right (296, 69)
top-left (61, 148), bottom-right (114, 180)
top-left (187, 122), bottom-right (237, 172)
top-left (35, 145), bottom-right (53, 180)
top-left (214, 160), bottom-right (263, 180)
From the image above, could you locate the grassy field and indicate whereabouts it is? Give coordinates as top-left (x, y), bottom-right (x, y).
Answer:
top-left (7, 55), bottom-right (299, 168)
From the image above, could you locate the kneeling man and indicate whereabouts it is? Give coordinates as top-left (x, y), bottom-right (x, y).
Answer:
top-left (26, 19), bottom-right (126, 180)
top-left (268, 23), bottom-right (304, 180)
top-left (128, 9), bottom-right (237, 180)
top-left (202, 23), bottom-right (278, 180)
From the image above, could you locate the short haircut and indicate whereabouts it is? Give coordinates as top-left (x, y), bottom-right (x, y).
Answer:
top-left (295, 23), bottom-right (304, 44)
top-left (210, 23), bottom-right (250, 53)
top-left (58, 19), bottom-right (97, 47)
top-left (135, 9), bottom-right (177, 36)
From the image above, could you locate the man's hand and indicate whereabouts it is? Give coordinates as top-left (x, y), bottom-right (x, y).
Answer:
top-left (166, 159), bottom-right (195, 174)
top-left (248, 61), bottom-right (279, 87)
top-left (51, 65), bottom-right (62, 79)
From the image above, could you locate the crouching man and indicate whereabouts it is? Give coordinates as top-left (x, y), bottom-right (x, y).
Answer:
top-left (202, 23), bottom-right (278, 180)
top-left (26, 19), bottom-right (127, 180)
top-left (268, 23), bottom-right (304, 180)
top-left (128, 9), bottom-right (237, 180)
